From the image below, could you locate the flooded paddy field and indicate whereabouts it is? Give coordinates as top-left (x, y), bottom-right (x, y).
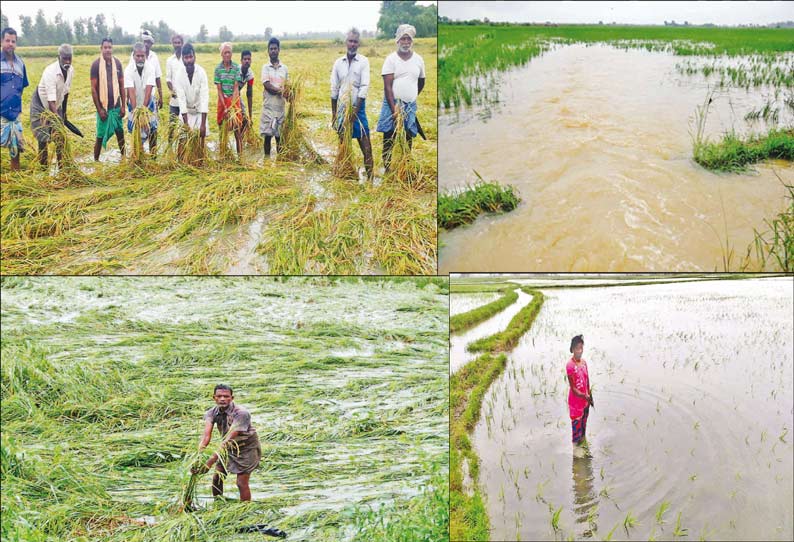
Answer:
top-left (466, 276), bottom-right (792, 541)
top-left (0, 276), bottom-right (449, 541)
top-left (1, 40), bottom-right (437, 275)
top-left (439, 26), bottom-right (793, 273)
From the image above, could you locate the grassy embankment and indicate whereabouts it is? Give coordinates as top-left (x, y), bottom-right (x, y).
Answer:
top-left (1, 276), bottom-right (449, 541)
top-left (450, 285), bottom-right (545, 541)
top-left (0, 39), bottom-right (437, 275)
top-left (450, 286), bottom-right (518, 333)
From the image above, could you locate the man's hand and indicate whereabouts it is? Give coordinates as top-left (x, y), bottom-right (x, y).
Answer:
top-left (120, 107), bottom-right (126, 119)
top-left (98, 107), bottom-right (108, 121)
top-left (190, 461), bottom-right (210, 475)
top-left (157, 96), bottom-right (164, 110)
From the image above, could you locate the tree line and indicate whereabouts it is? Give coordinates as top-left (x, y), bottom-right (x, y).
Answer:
top-left (0, 1), bottom-right (436, 46)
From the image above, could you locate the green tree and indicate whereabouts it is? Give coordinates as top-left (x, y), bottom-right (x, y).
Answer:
top-left (197, 23), bottom-right (208, 43)
top-left (19, 15), bottom-right (33, 43)
top-left (218, 25), bottom-right (233, 42)
top-left (94, 14), bottom-right (108, 40)
top-left (1, 13), bottom-right (9, 32)
top-left (73, 19), bottom-right (85, 44)
top-left (53, 13), bottom-right (73, 44)
top-left (33, 9), bottom-right (52, 45)
top-left (377, 1), bottom-right (437, 38)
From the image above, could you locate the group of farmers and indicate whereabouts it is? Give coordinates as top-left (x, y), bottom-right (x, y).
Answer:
top-left (1, 24), bottom-right (426, 179)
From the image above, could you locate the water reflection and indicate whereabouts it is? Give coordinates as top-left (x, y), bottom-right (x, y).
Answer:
top-left (572, 447), bottom-right (598, 538)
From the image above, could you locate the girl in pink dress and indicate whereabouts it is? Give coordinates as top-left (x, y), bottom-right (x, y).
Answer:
top-left (566, 335), bottom-right (593, 446)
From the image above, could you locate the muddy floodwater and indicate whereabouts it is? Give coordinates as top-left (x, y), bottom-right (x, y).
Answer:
top-left (466, 276), bottom-right (792, 541)
top-left (439, 45), bottom-right (793, 272)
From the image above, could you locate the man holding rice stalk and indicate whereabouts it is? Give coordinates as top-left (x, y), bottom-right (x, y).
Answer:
top-left (376, 23), bottom-right (425, 171)
top-left (215, 42), bottom-right (245, 157)
top-left (0, 27), bottom-right (29, 171)
top-left (192, 384), bottom-right (262, 502)
top-left (260, 37), bottom-right (289, 158)
top-left (29, 43), bottom-right (73, 168)
top-left (130, 30), bottom-right (164, 111)
top-left (125, 43), bottom-right (158, 156)
top-left (90, 38), bottom-right (126, 161)
top-left (173, 43), bottom-right (209, 163)
top-left (566, 335), bottom-right (595, 458)
top-left (239, 49), bottom-right (255, 134)
top-left (330, 27), bottom-right (374, 181)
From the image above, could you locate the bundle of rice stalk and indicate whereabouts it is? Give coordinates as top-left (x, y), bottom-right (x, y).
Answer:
top-left (129, 106), bottom-right (153, 164)
top-left (178, 442), bottom-right (236, 513)
top-left (175, 123), bottom-right (206, 167)
top-left (38, 110), bottom-right (78, 175)
top-left (332, 90), bottom-right (359, 179)
top-left (279, 75), bottom-right (324, 164)
top-left (243, 113), bottom-right (263, 148)
top-left (218, 101), bottom-right (243, 161)
top-left (385, 107), bottom-right (430, 191)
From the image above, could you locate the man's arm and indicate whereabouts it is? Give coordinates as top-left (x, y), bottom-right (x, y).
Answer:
top-left (418, 77), bottom-right (425, 95)
top-left (198, 419), bottom-right (213, 450)
top-left (263, 80), bottom-right (281, 96)
top-left (205, 429), bottom-right (240, 468)
top-left (246, 82), bottom-right (253, 119)
top-left (382, 73), bottom-right (396, 116)
top-left (143, 85), bottom-right (153, 109)
top-left (119, 70), bottom-right (126, 118)
top-left (156, 76), bottom-right (163, 109)
top-left (62, 94), bottom-right (68, 121)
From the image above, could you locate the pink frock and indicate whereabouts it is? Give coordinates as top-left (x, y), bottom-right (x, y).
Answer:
top-left (566, 357), bottom-right (589, 419)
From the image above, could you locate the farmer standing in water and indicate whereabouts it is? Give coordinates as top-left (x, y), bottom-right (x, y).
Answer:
top-left (192, 384), bottom-right (261, 501)
top-left (566, 335), bottom-right (593, 456)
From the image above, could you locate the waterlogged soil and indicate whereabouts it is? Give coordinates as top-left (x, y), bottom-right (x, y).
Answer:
top-left (449, 288), bottom-right (534, 375)
top-left (470, 276), bottom-right (793, 541)
top-left (439, 44), bottom-right (793, 272)
top-left (0, 277), bottom-right (448, 541)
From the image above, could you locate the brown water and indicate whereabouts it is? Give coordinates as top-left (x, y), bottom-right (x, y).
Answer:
top-left (468, 277), bottom-right (793, 541)
top-left (439, 45), bottom-right (793, 272)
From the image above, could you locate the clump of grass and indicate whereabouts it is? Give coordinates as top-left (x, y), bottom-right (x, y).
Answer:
top-left (694, 128), bottom-right (794, 172)
top-left (750, 170), bottom-right (794, 271)
top-left (439, 171), bottom-right (520, 230)
top-left (467, 288), bottom-right (545, 352)
top-left (656, 500), bottom-right (671, 524)
top-left (450, 287), bottom-right (519, 332)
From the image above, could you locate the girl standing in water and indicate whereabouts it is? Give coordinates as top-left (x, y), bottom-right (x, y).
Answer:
top-left (566, 335), bottom-right (593, 453)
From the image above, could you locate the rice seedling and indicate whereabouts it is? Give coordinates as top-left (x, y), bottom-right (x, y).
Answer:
top-left (750, 170), bottom-right (794, 272)
top-left (656, 500), bottom-right (671, 524)
top-left (438, 172), bottom-right (520, 230)
top-left (673, 511), bottom-right (689, 538)
top-left (551, 505), bottom-right (562, 532)
top-left (623, 510), bottom-right (639, 534)
top-left (602, 522), bottom-right (620, 541)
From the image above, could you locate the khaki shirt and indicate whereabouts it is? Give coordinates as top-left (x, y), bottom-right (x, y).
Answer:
top-left (203, 402), bottom-right (257, 442)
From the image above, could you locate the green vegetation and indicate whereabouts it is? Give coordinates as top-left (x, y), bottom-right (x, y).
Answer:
top-left (750, 171), bottom-right (794, 271)
top-left (450, 285), bottom-right (546, 540)
top-left (439, 175), bottom-right (520, 230)
top-left (693, 128), bottom-right (794, 172)
top-left (467, 287), bottom-right (545, 352)
top-left (439, 23), bottom-right (794, 107)
top-left (450, 281), bottom-right (517, 294)
top-left (450, 287), bottom-right (518, 333)
top-left (1, 277), bottom-right (448, 541)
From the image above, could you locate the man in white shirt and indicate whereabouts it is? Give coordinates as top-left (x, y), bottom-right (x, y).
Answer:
top-left (330, 27), bottom-right (373, 180)
top-left (174, 43), bottom-right (209, 157)
top-left (125, 42), bottom-right (158, 154)
top-left (375, 24), bottom-right (426, 170)
top-left (165, 33), bottom-right (186, 142)
top-left (29, 43), bottom-right (74, 167)
top-left (129, 30), bottom-right (164, 110)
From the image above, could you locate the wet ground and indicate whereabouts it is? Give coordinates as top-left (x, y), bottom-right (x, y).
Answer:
top-left (463, 276), bottom-right (792, 541)
top-left (439, 44), bottom-right (793, 272)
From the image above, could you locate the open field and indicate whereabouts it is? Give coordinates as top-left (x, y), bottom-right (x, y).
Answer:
top-left (438, 24), bottom-right (794, 273)
top-left (1, 39), bottom-right (437, 275)
top-left (449, 274), bottom-right (793, 541)
top-left (1, 276), bottom-right (449, 541)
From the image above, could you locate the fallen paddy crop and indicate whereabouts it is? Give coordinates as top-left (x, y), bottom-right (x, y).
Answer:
top-left (1, 276), bottom-right (449, 541)
top-left (1, 39), bottom-right (437, 274)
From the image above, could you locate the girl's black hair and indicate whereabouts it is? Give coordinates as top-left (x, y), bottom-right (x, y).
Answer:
top-left (570, 335), bottom-right (584, 353)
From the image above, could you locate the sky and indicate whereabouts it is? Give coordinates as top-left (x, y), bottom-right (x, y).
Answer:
top-left (2, 1), bottom-right (435, 36)
top-left (440, 1), bottom-right (793, 26)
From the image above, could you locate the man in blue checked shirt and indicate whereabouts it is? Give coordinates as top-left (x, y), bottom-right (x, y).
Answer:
top-left (0, 27), bottom-right (29, 171)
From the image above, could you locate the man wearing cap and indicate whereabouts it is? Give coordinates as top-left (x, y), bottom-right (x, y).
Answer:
top-left (165, 33), bottom-right (186, 142)
top-left (215, 42), bottom-right (244, 156)
top-left (130, 30), bottom-right (164, 110)
top-left (330, 27), bottom-right (373, 181)
top-left (260, 37), bottom-right (288, 157)
top-left (90, 38), bottom-right (126, 161)
top-left (29, 43), bottom-right (74, 168)
top-left (125, 42), bottom-right (158, 155)
top-left (376, 23), bottom-right (426, 171)
top-left (193, 384), bottom-right (261, 502)
top-left (173, 43), bottom-right (209, 158)
top-left (1, 27), bottom-right (29, 171)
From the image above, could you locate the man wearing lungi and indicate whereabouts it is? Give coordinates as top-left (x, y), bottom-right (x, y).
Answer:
top-left (330, 27), bottom-right (373, 181)
top-left (29, 43), bottom-right (73, 167)
top-left (90, 38), bottom-right (126, 161)
top-left (260, 38), bottom-right (289, 157)
top-left (193, 384), bottom-right (262, 501)
top-left (1, 27), bottom-right (29, 170)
